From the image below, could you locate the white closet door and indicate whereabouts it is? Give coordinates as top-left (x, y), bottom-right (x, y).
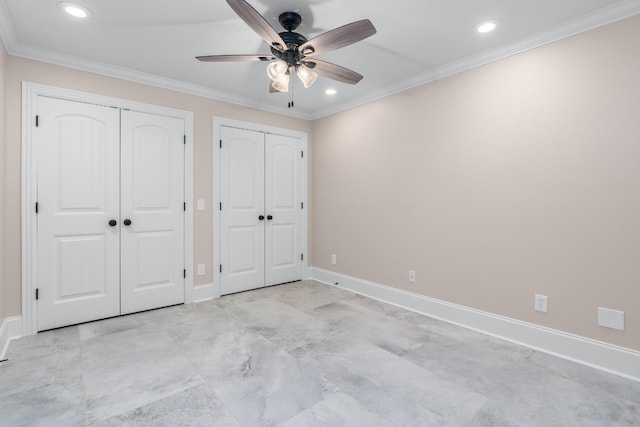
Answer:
top-left (220, 126), bottom-right (266, 295)
top-left (120, 111), bottom-right (185, 314)
top-left (265, 134), bottom-right (303, 286)
top-left (36, 97), bottom-right (121, 331)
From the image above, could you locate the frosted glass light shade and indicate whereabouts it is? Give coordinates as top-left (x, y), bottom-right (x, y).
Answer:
top-left (271, 74), bottom-right (290, 92)
top-left (267, 60), bottom-right (288, 80)
top-left (297, 65), bottom-right (318, 88)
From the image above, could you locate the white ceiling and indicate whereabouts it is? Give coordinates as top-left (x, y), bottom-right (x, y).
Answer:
top-left (1, 0), bottom-right (639, 119)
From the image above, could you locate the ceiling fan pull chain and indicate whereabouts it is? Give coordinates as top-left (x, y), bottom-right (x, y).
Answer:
top-left (288, 81), bottom-right (295, 108)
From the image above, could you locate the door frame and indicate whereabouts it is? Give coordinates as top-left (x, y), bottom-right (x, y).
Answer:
top-left (213, 117), bottom-right (309, 296)
top-left (21, 82), bottom-right (195, 336)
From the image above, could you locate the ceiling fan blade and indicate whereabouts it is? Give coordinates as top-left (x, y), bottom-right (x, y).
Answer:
top-left (304, 60), bottom-right (363, 85)
top-left (299, 19), bottom-right (376, 56)
top-left (196, 54), bottom-right (274, 62)
top-left (227, 0), bottom-right (287, 51)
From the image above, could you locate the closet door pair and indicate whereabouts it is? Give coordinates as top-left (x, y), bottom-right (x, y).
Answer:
top-left (220, 126), bottom-right (304, 295)
top-left (36, 96), bottom-right (185, 331)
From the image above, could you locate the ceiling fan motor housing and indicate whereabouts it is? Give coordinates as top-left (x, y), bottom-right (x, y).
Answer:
top-left (270, 12), bottom-right (309, 68)
top-left (276, 31), bottom-right (307, 50)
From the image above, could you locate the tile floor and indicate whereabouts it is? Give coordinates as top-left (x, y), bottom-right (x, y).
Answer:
top-left (1, 280), bottom-right (639, 426)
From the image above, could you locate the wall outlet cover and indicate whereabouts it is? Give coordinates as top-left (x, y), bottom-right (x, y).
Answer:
top-left (598, 307), bottom-right (624, 331)
top-left (409, 270), bottom-right (416, 283)
top-left (535, 294), bottom-right (548, 313)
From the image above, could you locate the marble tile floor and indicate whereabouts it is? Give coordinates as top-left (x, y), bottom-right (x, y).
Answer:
top-left (1, 280), bottom-right (639, 426)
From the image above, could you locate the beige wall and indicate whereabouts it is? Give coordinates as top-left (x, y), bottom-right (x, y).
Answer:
top-left (311, 15), bottom-right (640, 351)
top-left (3, 55), bottom-right (312, 317)
top-left (0, 40), bottom-right (6, 324)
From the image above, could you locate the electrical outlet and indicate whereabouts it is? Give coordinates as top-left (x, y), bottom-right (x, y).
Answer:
top-left (409, 270), bottom-right (416, 283)
top-left (197, 199), bottom-right (205, 211)
top-left (197, 264), bottom-right (205, 276)
top-left (534, 294), bottom-right (548, 313)
top-left (331, 254), bottom-right (337, 265)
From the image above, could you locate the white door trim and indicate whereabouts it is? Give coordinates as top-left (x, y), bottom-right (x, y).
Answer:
top-left (21, 82), bottom-right (195, 336)
top-left (213, 117), bottom-right (309, 297)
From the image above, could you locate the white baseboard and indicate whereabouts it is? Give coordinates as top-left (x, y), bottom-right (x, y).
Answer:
top-left (0, 316), bottom-right (23, 359)
top-left (190, 283), bottom-right (218, 303)
top-left (310, 267), bottom-right (640, 382)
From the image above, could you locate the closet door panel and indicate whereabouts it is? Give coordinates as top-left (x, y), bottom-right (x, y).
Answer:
top-left (220, 126), bottom-right (265, 295)
top-left (36, 97), bottom-right (121, 330)
top-left (265, 134), bottom-right (303, 286)
top-left (120, 111), bottom-right (185, 314)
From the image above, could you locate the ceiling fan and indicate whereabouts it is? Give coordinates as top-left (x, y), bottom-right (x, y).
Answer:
top-left (196, 0), bottom-right (376, 100)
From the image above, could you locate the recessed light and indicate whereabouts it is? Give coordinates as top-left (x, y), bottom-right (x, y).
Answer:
top-left (325, 88), bottom-right (337, 96)
top-left (58, 2), bottom-right (93, 19)
top-left (475, 20), bottom-right (499, 33)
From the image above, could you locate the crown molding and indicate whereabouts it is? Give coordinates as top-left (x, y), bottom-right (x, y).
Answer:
top-left (310, 1), bottom-right (640, 119)
top-left (3, 41), bottom-right (313, 120)
top-left (1, 1), bottom-right (639, 121)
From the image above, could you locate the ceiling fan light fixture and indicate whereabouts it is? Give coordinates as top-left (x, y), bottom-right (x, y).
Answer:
top-left (271, 73), bottom-right (290, 93)
top-left (266, 60), bottom-right (288, 80)
top-left (57, 2), bottom-right (92, 19)
top-left (297, 66), bottom-right (318, 89)
top-left (196, 0), bottom-right (377, 101)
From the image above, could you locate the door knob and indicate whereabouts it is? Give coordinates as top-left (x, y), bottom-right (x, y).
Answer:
top-left (123, 219), bottom-right (132, 226)
top-left (267, 215), bottom-right (273, 220)
top-left (258, 215), bottom-right (265, 221)
top-left (108, 219), bottom-right (117, 227)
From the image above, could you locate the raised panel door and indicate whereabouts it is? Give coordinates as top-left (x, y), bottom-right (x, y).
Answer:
top-left (265, 134), bottom-right (303, 286)
top-left (220, 126), bottom-right (265, 294)
top-left (120, 111), bottom-right (185, 314)
top-left (36, 97), bottom-right (121, 330)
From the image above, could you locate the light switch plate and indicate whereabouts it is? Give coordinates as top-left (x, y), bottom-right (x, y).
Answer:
top-left (197, 199), bottom-right (205, 211)
top-left (197, 264), bottom-right (205, 276)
